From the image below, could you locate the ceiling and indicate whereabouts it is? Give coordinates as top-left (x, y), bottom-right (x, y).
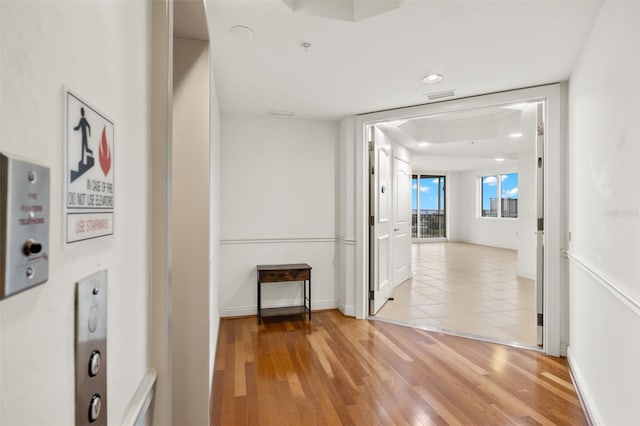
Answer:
top-left (379, 101), bottom-right (538, 172)
top-left (207, 0), bottom-right (602, 121)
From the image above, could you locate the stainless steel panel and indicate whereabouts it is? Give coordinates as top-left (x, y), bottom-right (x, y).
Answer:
top-left (76, 270), bottom-right (107, 426)
top-left (0, 153), bottom-right (50, 300)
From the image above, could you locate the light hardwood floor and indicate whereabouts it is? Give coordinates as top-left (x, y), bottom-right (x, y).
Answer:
top-left (376, 242), bottom-right (537, 346)
top-left (211, 310), bottom-right (586, 425)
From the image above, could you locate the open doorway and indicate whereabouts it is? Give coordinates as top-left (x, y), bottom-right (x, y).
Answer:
top-left (368, 99), bottom-right (545, 349)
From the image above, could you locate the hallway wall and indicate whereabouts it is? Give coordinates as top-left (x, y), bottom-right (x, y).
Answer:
top-left (0, 1), bottom-right (150, 424)
top-left (172, 37), bottom-right (211, 426)
top-left (568, 2), bottom-right (640, 424)
top-left (219, 114), bottom-right (338, 316)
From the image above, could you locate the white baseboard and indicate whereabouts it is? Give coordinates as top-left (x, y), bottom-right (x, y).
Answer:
top-left (560, 341), bottom-right (568, 357)
top-left (517, 270), bottom-right (536, 280)
top-left (567, 348), bottom-right (601, 426)
top-left (220, 299), bottom-right (337, 317)
top-left (339, 302), bottom-right (355, 317)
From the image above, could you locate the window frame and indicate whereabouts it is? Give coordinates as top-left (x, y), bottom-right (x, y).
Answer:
top-left (412, 173), bottom-right (447, 239)
top-left (479, 172), bottom-right (518, 220)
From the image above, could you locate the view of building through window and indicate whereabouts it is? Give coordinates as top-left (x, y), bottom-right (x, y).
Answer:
top-left (481, 173), bottom-right (518, 218)
top-left (411, 174), bottom-right (445, 238)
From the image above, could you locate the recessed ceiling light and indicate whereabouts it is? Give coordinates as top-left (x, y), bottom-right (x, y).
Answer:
top-left (494, 158), bottom-right (505, 162)
top-left (419, 142), bottom-right (430, 147)
top-left (509, 132), bottom-right (523, 138)
top-left (230, 25), bottom-right (255, 40)
top-left (422, 74), bottom-right (443, 84)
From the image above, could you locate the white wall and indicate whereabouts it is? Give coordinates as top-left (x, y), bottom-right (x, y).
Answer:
top-left (220, 115), bottom-right (337, 316)
top-left (445, 172), bottom-right (463, 242)
top-left (172, 37), bottom-right (210, 426)
top-left (0, 1), bottom-right (149, 424)
top-left (568, 2), bottom-right (640, 424)
top-left (457, 163), bottom-right (520, 250)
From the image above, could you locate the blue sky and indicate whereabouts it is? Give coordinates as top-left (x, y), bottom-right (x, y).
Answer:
top-left (412, 177), bottom-right (444, 211)
top-left (482, 173), bottom-right (519, 210)
top-left (413, 173), bottom-right (518, 212)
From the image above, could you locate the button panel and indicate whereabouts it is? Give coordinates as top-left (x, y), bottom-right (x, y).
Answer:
top-left (75, 271), bottom-right (107, 426)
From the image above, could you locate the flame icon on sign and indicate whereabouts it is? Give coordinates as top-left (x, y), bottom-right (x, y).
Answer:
top-left (99, 126), bottom-right (111, 176)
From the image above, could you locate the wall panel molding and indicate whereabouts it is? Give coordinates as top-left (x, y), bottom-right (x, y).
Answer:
top-left (565, 251), bottom-right (640, 317)
top-left (120, 370), bottom-right (157, 426)
top-left (221, 237), bottom-right (337, 245)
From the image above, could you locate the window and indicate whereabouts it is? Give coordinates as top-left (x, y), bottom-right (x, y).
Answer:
top-left (480, 173), bottom-right (518, 218)
top-left (500, 173), bottom-right (518, 218)
top-left (412, 174), bottom-right (446, 238)
top-left (481, 176), bottom-right (498, 217)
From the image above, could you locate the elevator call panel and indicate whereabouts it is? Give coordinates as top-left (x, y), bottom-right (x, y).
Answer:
top-left (0, 153), bottom-right (50, 300)
top-left (76, 270), bottom-right (107, 425)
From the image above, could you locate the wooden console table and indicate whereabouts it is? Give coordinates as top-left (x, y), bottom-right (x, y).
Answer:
top-left (257, 263), bottom-right (312, 324)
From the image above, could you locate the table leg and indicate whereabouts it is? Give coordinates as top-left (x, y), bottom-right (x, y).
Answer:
top-left (257, 276), bottom-right (261, 324)
top-left (308, 273), bottom-right (312, 321)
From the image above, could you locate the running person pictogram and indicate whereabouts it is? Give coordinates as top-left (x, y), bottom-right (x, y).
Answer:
top-left (74, 107), bottom-right (93, 163)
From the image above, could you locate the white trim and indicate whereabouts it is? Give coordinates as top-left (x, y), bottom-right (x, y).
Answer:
top-left (567, 349), bottom-right (600, 426)
top-left (221, 237), bottom-right (336, 245)
top-left (565, 251), bottom-right (640, 317)
top-left (337, 237), bottom-right (356, 245)
top-left (517, 270), bottom-right (536, 280)
top-left (354, 84), bottom-right (565, 356)
top-left (369, 316), bottom-right (543, 353)
top-left (120, 370), bottom-right (158, 426)
top-left (220, 299), bottom-right (337, 317)
top-left (412, 238), bottom-right (448, 244)
top-left (560, 341), bottom-right (569, 357)
top-left (339, 302), bottom-right (356, 317)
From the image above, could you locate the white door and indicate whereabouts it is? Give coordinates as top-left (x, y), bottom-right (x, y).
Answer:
top-left (369, 127), bottom-right (393, 315)
top-left (536, 102), bottom-right (545, 346)
top-left (392, 156), bottom-right (411, 285)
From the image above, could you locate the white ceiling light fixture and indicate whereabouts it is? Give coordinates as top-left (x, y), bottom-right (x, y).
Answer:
top-left (494, 157), bottom-right (505, 162)
top-left (422, 74), bottom-right (443, 84)
top-left (509, 132), bottom-right (523, 138)
top-left (230, 25), bottom-right (255, 40)
top-left (419, 142), bottom-right (430, 148)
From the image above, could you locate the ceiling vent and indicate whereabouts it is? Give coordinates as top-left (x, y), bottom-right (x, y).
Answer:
top-left (269, 109), bottom-right (295, 117)
top-left (425, 90), bottom-right (456, 101)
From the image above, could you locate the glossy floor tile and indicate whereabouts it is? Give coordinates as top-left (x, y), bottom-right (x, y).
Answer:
top-left (375, 242), bottom-right (538, 347)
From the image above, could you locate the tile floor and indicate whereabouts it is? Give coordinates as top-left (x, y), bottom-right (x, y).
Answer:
top-left (375, 242), bottom-right (538, 347)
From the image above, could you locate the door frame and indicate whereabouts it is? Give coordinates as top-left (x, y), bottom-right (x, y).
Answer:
top-left (353, 84), bottom-right (567, 357)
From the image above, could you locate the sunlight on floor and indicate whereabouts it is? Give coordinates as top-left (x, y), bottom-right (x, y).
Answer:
top-left (376, 242), bottom-right (537, 346)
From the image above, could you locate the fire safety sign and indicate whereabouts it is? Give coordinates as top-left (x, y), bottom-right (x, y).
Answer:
top-left (65, 89), bottom-right (114, 243)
